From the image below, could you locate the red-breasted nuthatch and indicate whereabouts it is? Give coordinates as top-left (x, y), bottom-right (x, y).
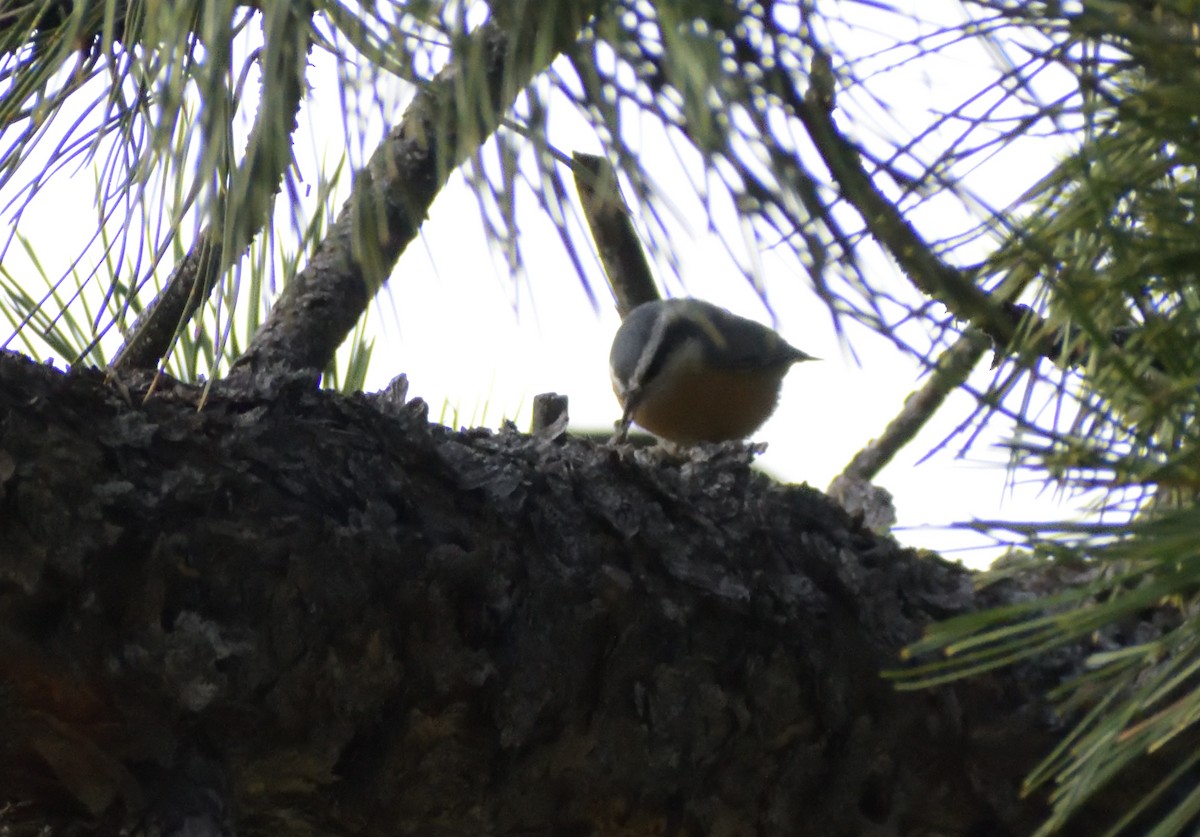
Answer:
top-left (609, 297), bottom-right (818, 444)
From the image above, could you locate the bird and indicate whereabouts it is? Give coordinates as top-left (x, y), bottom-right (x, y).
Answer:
top-left (609, 297), bottom-right (817, 445)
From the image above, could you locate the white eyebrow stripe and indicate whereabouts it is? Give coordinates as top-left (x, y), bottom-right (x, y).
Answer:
top-left (627, 303), bottom-right (677, 398)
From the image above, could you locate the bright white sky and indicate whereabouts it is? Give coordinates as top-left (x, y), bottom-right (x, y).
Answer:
top-left (0, 3), bottom-right (1094, 567)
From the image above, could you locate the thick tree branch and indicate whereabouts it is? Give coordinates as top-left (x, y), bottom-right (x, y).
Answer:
top-left (233, 3), bottom-right (607, 377)
top-left (1, 351), bottom-right (1193, 835)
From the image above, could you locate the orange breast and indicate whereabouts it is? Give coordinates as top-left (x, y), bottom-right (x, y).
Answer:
top-left (623, 366), bottom-right (785, 444)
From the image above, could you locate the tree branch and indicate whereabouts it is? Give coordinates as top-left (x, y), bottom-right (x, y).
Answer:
top-left (572, 151), bottom-right (660, 317)
top-left (109, 3), bottom-right (312, 373)
top-left (836, 329), bottom-right (991, 484)
top-left (1, 350), bottom-right (1191, 834)
top-left (828, 329), bottom-right (990, 533)
top-left (233, 3), bottom-right (607, 377)
top-left (790, 89), bottom-right (1027, 348)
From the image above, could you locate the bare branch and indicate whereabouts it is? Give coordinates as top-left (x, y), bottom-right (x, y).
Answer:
top-left (835, 329), bottom-right (991, 485)
top-left (790, 85), bottom-right (1027, 347)
top-left (108, 231), bottom-right (223, 372)
top-left (572, 151), bottom-right (660, 317)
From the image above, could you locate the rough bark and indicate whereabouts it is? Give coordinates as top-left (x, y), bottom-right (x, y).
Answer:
top-left (0, 351), bottom-right (1184, 836)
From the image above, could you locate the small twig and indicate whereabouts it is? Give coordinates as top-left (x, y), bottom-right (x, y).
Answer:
top-left (530, 392), bottom-right (569, 439)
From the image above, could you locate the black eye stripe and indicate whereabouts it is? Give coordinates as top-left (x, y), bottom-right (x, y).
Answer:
top-left (611, 298), bottom-right (811, 401)
top-left (640, 318), bottom-right (703, 387)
